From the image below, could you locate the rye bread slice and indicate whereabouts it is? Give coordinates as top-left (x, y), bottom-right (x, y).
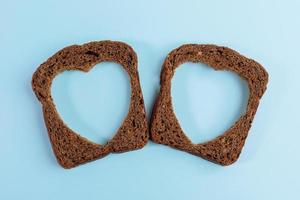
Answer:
top-left (150, 44), bottom-right (268, 166)
top-left (32, 41), bottom-right (148, 168)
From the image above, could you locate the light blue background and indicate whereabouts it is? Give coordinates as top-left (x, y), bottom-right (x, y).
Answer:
top-left (1, 0), bottom-right (299, 199)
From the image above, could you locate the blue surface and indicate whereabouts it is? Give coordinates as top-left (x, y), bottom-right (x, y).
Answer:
top-left (1, 0), bottom-right (299, 199)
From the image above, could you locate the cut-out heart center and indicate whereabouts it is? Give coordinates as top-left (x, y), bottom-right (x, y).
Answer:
top-left (52, 62), bottom-right (131, 145)
top-left (172, 62), bottom-right (249, 144)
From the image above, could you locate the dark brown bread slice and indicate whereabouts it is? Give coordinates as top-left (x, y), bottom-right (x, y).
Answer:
top-left (32, 41), bottom-right (148, 169)
top-left (150, 44), bottom-right (268, 166)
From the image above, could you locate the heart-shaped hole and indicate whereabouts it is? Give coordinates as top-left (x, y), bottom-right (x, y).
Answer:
top-left (52, 62), bottom-right (131, 145)
top-left (172, 62), bottom-right (249, 144)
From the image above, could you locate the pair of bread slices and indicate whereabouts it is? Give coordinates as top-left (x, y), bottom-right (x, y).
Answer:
top-left (32, 41), bottom-right (268, 169)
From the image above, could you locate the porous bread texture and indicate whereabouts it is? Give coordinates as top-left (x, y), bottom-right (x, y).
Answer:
top-left (32, 41), bottom-right (148, 169)
top-left (150, 44), bottom-right (268, 166)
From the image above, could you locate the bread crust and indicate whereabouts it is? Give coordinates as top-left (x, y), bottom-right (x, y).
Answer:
top-left (150, 44), bottom-right (268, 165)
top-left (32, 41), bottom-right (148, 168)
